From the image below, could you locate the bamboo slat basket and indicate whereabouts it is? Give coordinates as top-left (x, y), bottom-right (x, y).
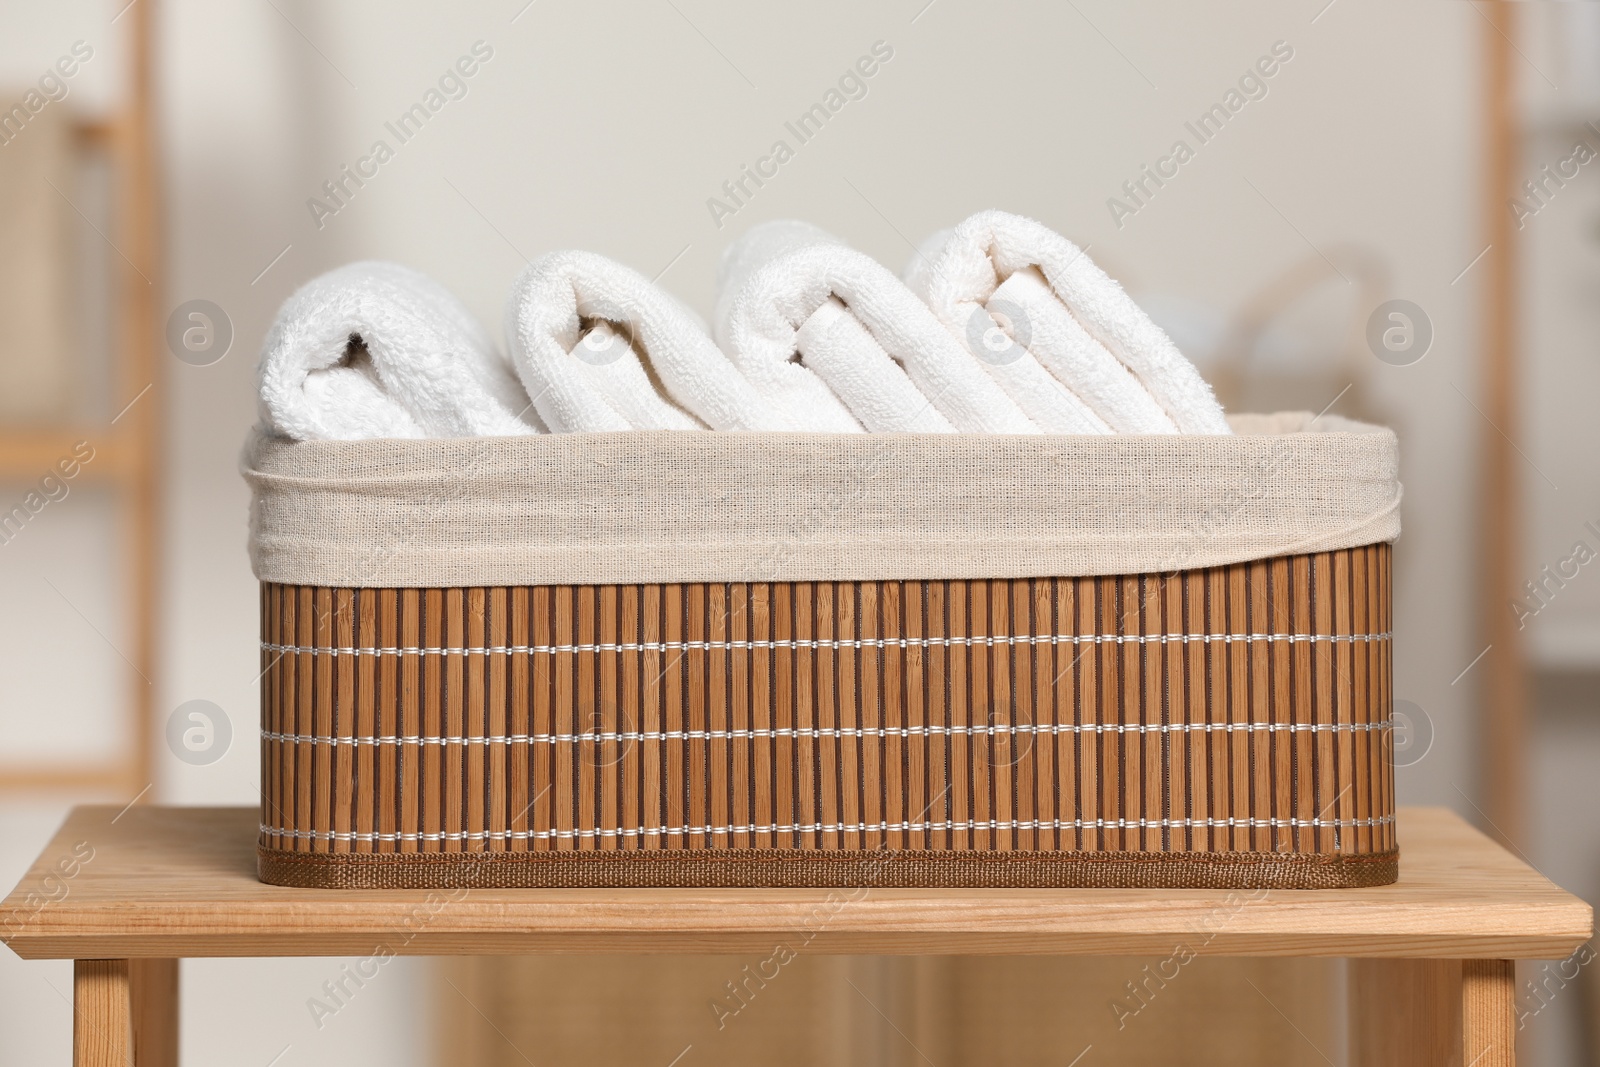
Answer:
top-left (245, 414), bottom-right (1402, 889)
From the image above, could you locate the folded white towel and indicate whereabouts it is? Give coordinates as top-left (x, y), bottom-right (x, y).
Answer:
top-left (988, 266), bottom-right (1171, 433)
top-left (506, 250), bottom-right (789, 432)
top-left (908, 232), bottom-right (1112, 434)
top-left (906, 211), bottom-right (1231, 435)
top-left (258, 261), bottom-right (539, 441)
top-left (715, 220), bottom-right (1037, 434)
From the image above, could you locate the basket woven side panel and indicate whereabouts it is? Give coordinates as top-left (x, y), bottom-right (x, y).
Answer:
top-left (258, 545), bottom-right (1394, 887)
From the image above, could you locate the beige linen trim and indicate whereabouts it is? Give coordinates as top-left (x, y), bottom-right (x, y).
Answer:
top-left (242, 412), bottom-right (1400, 587)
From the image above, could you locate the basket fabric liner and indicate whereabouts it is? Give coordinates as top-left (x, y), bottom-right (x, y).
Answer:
top-left (242, 412), bottom-right (1400, 589)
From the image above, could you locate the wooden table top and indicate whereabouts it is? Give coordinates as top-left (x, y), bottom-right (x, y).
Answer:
top-left (0, 805), bottom-right (1589, 960)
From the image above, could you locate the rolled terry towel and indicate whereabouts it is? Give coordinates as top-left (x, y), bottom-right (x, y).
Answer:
top-left (906, 211), bottom-right (1231, 435)
top-left (506, 250), bottom-right (790, 432)
top-left (714, 220), bottom-right (1038, 434)
top-left (258, 260), bottom-right (539, 441)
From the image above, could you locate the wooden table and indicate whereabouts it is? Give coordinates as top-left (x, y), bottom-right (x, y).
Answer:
top-left (1, 805), bottom-right (1589, 1066)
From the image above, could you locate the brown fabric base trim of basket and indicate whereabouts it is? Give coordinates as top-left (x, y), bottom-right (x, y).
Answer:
top-left (258, 844), bottom-right (1399, 891)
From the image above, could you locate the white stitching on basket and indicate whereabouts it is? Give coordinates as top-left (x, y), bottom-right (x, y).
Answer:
top-left (260, 813), bottom-right (1398, 844)
top-left (260, 721), bottom-right (1393, 746)
top-left (259, 631), bottom-right (1392, 657)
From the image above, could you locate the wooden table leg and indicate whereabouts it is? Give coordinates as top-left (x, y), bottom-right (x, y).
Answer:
top-left (74, 958), bottom-right (179, 1067)
top-left (1349, 959), bottom-right (1515, 1066)
top-left (1461, 960), bottom-right (1515, 1067)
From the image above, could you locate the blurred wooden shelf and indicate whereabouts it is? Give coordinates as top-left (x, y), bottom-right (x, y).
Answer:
top-left (0, 764), bottom-right (136, 793)
top-left (1521, 101), bottom-right (1600, 138)
top-left (0, 0), bottom-right (163, 818)
top-left (0, 430), bottom-right (137, 484)
top-left (1528, 624), bottom-right (1600, 673)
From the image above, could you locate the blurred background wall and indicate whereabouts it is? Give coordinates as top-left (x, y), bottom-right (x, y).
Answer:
top-left (0, 0), bottom-right (1597, 1063)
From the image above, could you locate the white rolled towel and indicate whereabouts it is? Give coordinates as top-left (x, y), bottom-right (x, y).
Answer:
top-left (506, 250), bottom-right (790, 432)
top-left (714, 220), bottom-right (1038, 434)
top-left (906, 211), bottom-right (1231, 435)
top-left (258, 261), bottom-right (539, 441)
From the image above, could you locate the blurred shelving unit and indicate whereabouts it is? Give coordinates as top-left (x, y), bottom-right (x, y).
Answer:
top-left (1516, 45), bottom-right (1600, 683)
top-left (0, 1), bottom-right (160, 796)
top-left (1477, 0), bottom-right (1527, 851)
top-left (1496, 4), bottom-right (1600, 811)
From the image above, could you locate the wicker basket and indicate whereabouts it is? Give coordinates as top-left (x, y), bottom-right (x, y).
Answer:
top-left (246, 415), bottom-right (1401, 889)
top-left (257, 548), bottom-right (1393, 889)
